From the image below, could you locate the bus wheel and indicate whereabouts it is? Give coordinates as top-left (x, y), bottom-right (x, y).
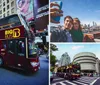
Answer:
top-left (0, 57), bottom-right (3, 67)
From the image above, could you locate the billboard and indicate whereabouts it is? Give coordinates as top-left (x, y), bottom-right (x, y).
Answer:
top-left (33, 0), bottom-right (49, 32)
top-left (16, 0), bottom-right (34, 22)
top-left (16, 0), bottom-right (49, 33)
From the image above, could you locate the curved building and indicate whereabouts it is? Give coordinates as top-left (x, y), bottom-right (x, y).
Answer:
top-left (73, 52), bottom-right (100, 73)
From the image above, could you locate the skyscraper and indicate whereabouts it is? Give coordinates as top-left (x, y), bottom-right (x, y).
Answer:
top-left (0, 0), bottom-right (17, 19)
top-left (59, 52), bottom-right (71, 67)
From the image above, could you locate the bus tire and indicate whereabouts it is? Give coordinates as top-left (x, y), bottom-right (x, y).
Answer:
top-left (0, 57), bottom-right (3, 67)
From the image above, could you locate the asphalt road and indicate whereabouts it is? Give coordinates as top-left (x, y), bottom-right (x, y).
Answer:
top-left (0, 56), bottom-right (49, 85)
top-left (51, 76), bottom-right (99, 85)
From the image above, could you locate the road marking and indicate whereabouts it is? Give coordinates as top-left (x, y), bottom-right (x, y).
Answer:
top-left (73, 80), bottom-right (88, 85)
top-left (63, 80), bottom-right (77, 85)
top-left (59, 82), bottom-right (67, 85)
top-left (76, 79), bottom-right (91, 83)
top-left (90, 77), bottom-right (99, 85)
top-left (53, 78), bottom-right (64, 81)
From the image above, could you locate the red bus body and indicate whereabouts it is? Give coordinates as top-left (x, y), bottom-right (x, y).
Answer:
top-left (0, 15), bottom-right (40, 72)
top-left (57, 64), bottom-right (80, 80)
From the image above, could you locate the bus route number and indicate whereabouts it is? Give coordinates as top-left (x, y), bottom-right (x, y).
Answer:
top-left (5, 28), bottom-right (20, 39)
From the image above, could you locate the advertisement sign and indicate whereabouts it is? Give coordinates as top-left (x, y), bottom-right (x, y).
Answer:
top-left (16, 0), bottom-right (34, 22)
top-left (33, 0), bottom-right (49, 32)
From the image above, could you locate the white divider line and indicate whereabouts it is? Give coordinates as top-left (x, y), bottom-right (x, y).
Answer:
top-left (90, 77), bottom-right (100, 85)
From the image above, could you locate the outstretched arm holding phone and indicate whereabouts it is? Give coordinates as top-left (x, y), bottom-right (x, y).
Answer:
top-left (50, 2), bottom-right (63, 23)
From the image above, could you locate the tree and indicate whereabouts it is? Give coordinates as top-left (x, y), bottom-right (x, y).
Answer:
top-left (50, 44), bottom-right (58, 66)
top-left (50, 53), bottom-right (57, 66)
top-left (50, 44), bottom-right (58, 53)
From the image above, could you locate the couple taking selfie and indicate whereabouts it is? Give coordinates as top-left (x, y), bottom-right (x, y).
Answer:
top-left (50, 2), bottom-right (94, 42)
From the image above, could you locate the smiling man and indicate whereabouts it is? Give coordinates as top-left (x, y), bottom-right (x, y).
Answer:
top-left (51, 16), bottom-right (73, 42)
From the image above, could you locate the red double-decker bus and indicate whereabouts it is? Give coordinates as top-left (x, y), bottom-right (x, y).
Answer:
top-left (0, 14), bottom-right (40, 72)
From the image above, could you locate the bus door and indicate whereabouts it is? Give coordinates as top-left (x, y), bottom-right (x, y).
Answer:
top-left (15, 38), bottom-right (27, 68)
top-left (7, 40), bottom-right (16, 66)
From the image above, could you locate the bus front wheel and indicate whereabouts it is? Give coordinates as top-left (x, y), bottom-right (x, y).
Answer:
top-left (0, 57), bottom-right (3, 67)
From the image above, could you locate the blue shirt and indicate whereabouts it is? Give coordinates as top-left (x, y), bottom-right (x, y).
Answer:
top-left (51, 26), bottom-right (73, 42)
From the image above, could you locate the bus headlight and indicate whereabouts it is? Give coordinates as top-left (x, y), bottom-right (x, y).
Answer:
top-left (30, 62), bottom-right (39, 67)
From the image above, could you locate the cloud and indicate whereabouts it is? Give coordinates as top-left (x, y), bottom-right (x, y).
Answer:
top-left (72, 46), bottom-right (84, 50)
top-left (95, 10), bottom-right (100, 13)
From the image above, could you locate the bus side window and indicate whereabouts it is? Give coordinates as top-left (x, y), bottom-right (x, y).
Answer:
top-left (17, 40), bottom-right (25, 56)
top-left (8, 40), bottom-right (14, 54)
top-left (1, 41), bottom-right (6, 51)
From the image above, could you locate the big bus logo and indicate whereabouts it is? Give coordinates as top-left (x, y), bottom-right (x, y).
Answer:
top-left (5, 28), bottom-right (20, 39)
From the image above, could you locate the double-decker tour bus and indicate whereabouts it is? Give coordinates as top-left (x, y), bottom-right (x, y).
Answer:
top-left (57, 63), bottom-right (80, 80)
top-left (0, 14), bottom-right (40, 72)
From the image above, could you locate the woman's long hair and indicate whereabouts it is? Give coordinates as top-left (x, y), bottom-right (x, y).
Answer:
top-left (73, 18), bottom-right (82, 31)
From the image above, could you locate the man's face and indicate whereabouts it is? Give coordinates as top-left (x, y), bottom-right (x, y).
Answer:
top-left (64, 18), bottom-right (73, 30)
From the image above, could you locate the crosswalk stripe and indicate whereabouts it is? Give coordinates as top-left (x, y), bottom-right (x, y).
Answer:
top-left (72, 80), bottom-right (88, 85)
top-left (52, 79), bottom-right (65, 83)
top-left (59, 82), bottom-right (67, 85)
top-left (76, 80), bottom-right (90, 83)
top-left (63, 80), bottom-right (77, 85)
top-left (51, 77), bottom-right (99, 85)
top-left (90, 77), bottom-right (100, 85)
top-left (53, 78), bottom-right (64, 81)
top-left (78, 78), bottom-right (96, 82)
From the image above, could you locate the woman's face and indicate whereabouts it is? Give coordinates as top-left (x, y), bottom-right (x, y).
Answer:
top-left (73, 20), bottom-right (79, 30)
top-left (18, 0), bottom-right (23, 8)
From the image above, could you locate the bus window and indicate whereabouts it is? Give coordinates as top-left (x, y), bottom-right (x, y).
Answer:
top-left (28, 42), bottom-right (37, 58)
top-left (8, 40), bottom-right (15, 54)
top-left (8, 16), bottom-right (21, 27)
top-left (1, 41), bottom-right (7, 51)
top-left (16, 39), bottom-right (25, 56)
top-left (0, 14), bottom-right (22, 29)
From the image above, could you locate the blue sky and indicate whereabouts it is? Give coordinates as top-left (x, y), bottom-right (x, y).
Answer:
top-left (51, 0), bottom-right (100, 25)
top-left (52, 43), bottom-right (100, 62)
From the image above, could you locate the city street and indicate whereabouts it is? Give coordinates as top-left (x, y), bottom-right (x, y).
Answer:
top-left (0, 55), bottom-right (49, 85)
top-left (51, 76), bottom-right (99, 85)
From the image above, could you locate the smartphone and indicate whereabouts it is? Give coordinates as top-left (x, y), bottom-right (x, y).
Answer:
top-left (52, 1), bottom-right (62, 22)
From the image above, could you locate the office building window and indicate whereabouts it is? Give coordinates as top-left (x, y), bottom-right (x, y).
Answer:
top-left (0, 16), bottom-right (2, 19)
top-left (7, 11), bottom-right (9, 16)
top-left (3, 2), bottom-right (5, 6)
top-left (7, 5), bottom-right (9, 9)
top-left (0, 0), bottom-right (2, 3)
top-left (0, 10), bottom-right (2, 14)
top-left (0, 5), bottom-right (2, 9)
top-left (7, 0), bottom-right (9, 3)
top-left (11, 8), bottom-right (14, 14)
top-left (3, 14), bottom-right (5, 17)
top-left (11, 1), bottom-right (14, 7)
top-left (3, 8), bottom-right (5, 12)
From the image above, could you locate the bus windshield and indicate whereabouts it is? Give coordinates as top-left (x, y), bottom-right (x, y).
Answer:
top-left (0, 15), bottom-right (22, 29)
top-left (28, 41), bottom-right (38, 58)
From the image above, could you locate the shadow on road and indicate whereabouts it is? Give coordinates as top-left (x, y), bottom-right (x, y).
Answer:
top-left (1, 67), bottom-right (39, 76)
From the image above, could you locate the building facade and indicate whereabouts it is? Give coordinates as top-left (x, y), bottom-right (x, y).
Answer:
top-left (73, 52), bottom-right (100, 74)
top-left (59, 52), bottom-right (71, 67)
top-left (0, 0), bottom-right (17, 18)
